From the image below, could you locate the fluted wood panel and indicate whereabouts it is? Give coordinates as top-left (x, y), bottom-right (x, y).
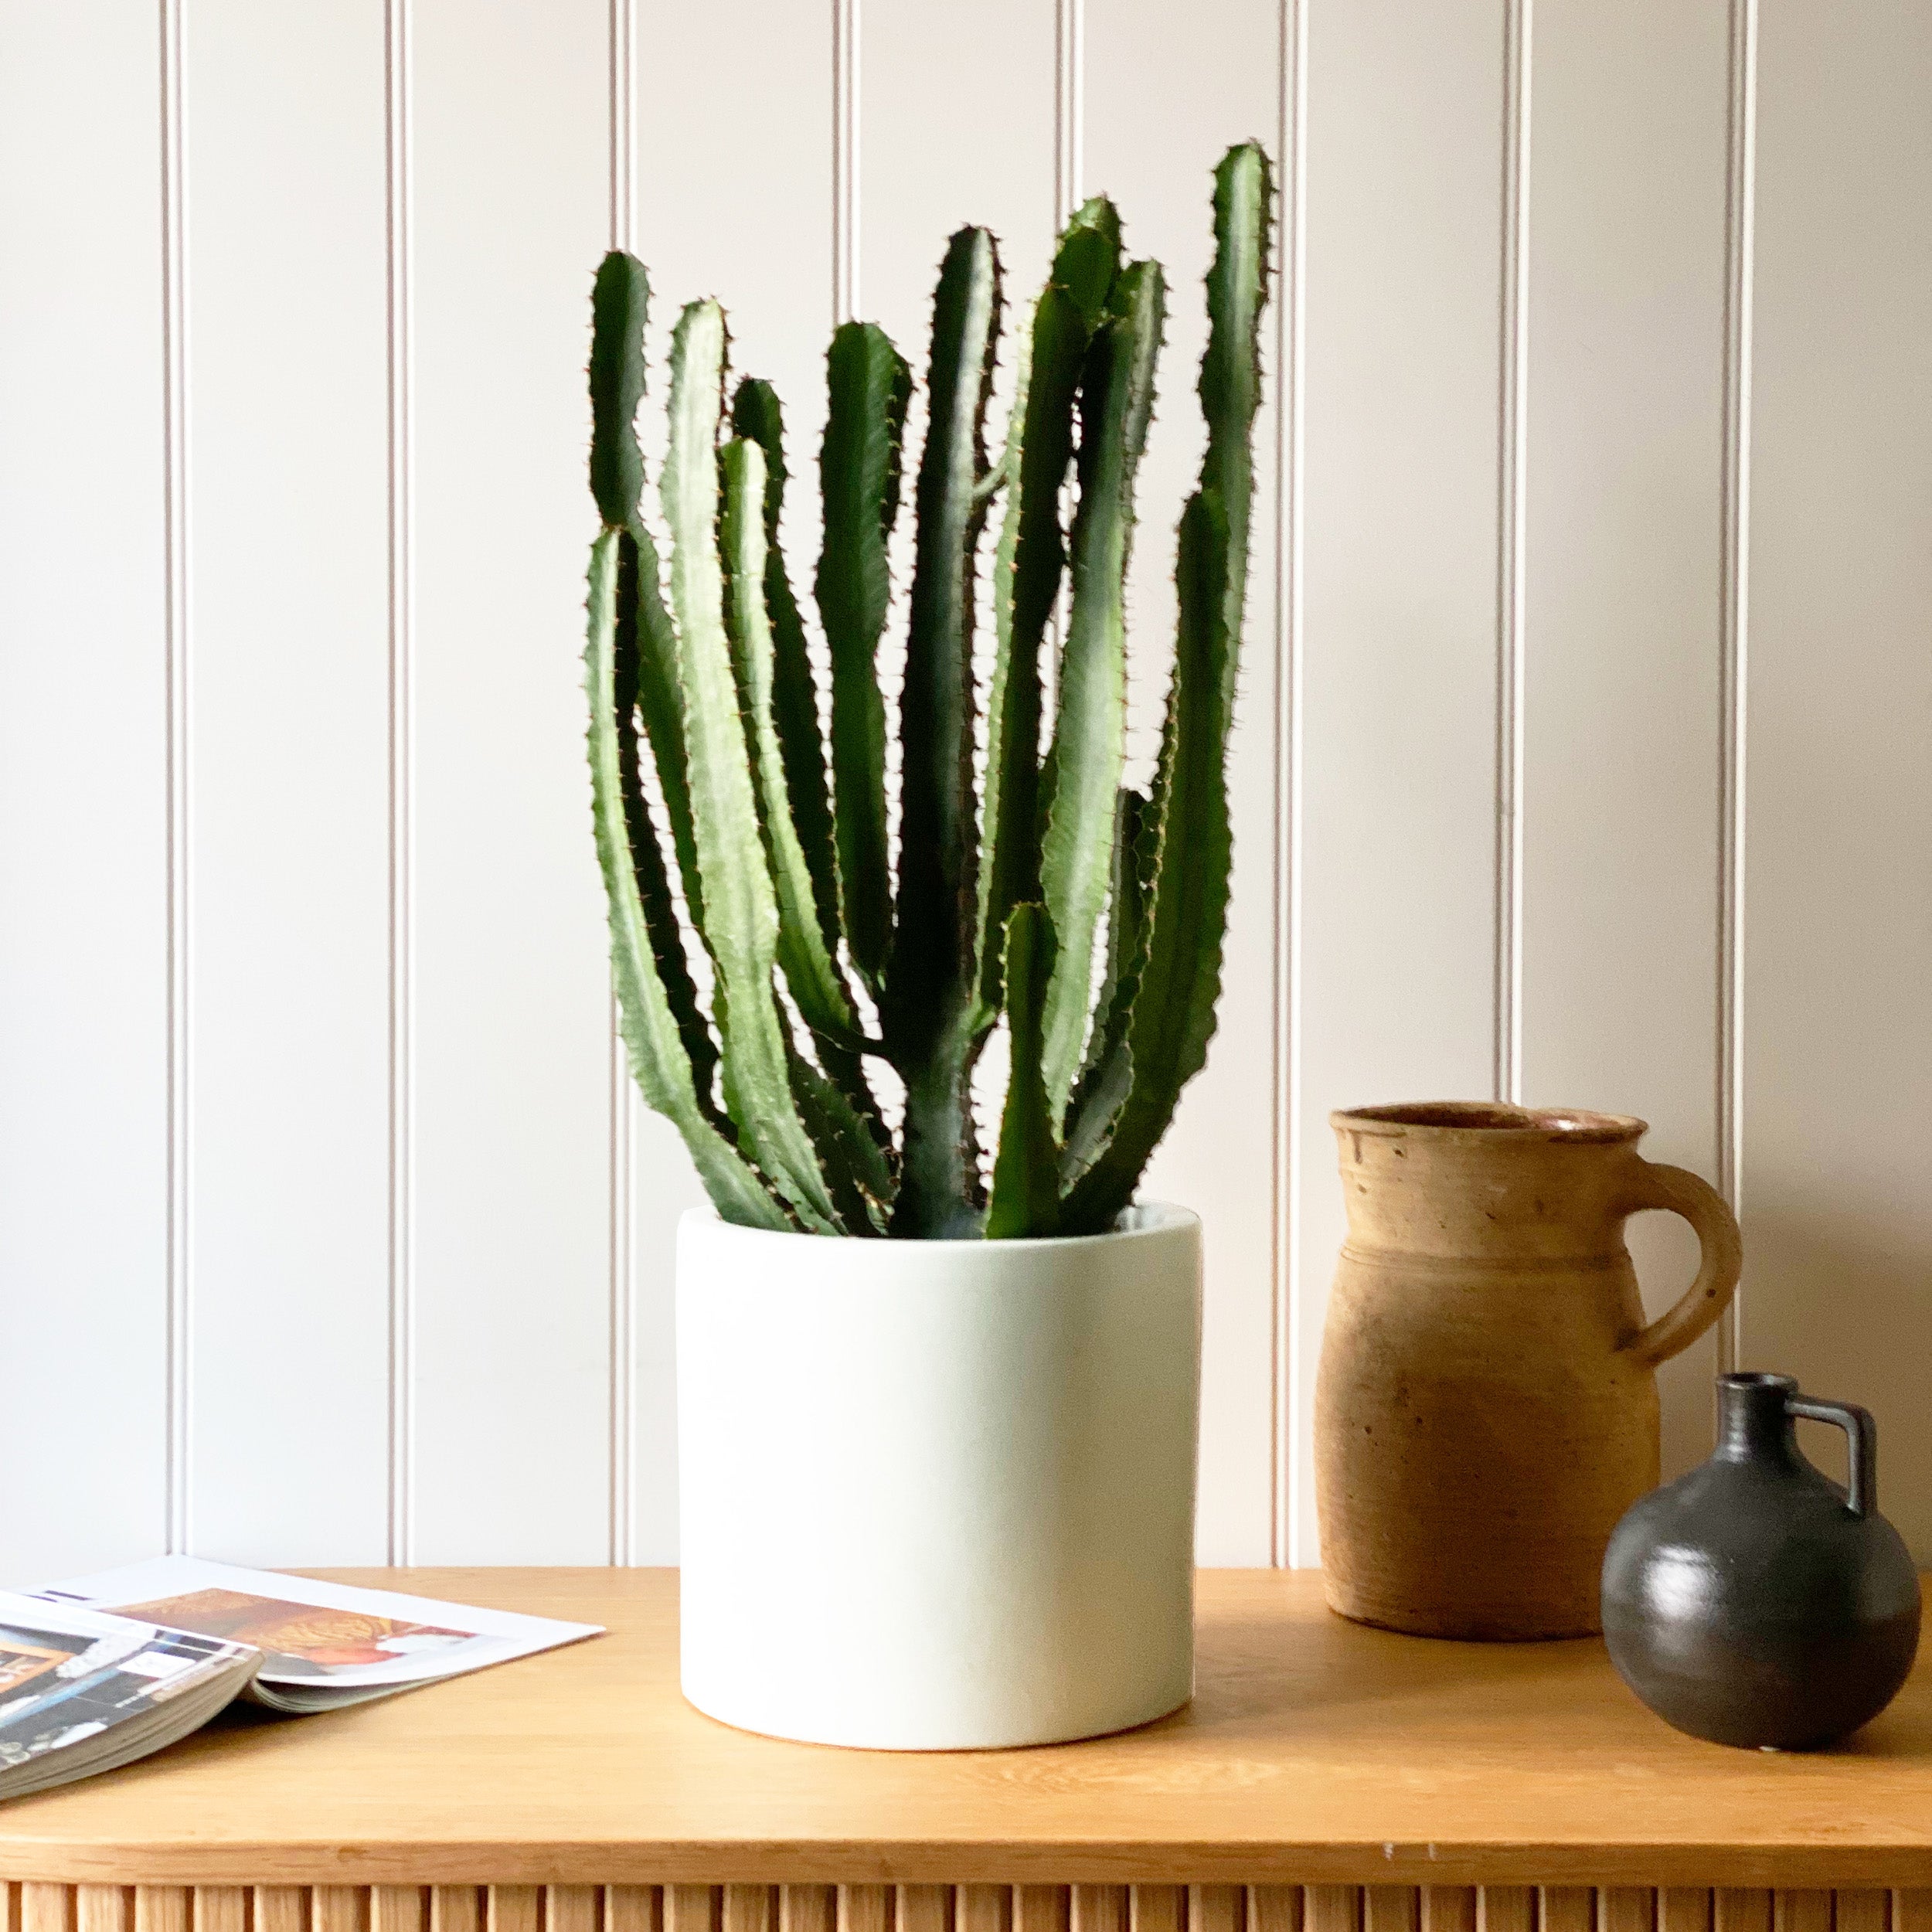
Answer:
top-left (135, 1896), bottom-right (190, 1932)
top-left (20, 1894), bottom-right (71, 1932)
top-left (1538, 1894), bottom-right (1591, 1932)
top-left (6, 1893), bottom-right (1932, 1932)
top-left (1, 0), bottom-right (1928, 1572)
top-left (372, 1898), bottom-right (427, 1932)
top-left (1716, 1900), bottom-right (1770, 1932)
top-left (7, 1899), bottom-right (1926, 1932)
top-left (431, 1896), bottom-right (481, 1932)
top-left (254, 1895), bottom-right (303, 1932)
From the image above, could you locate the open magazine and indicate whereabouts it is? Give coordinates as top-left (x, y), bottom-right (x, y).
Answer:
top-left (2, 1557), bottom-right (601, 1801)
top-left (0, 1591), bottom-right (257, 1800)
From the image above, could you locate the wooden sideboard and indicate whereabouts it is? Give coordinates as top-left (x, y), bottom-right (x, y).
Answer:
top-left (2, 1571), bottom-right (1928, 1932)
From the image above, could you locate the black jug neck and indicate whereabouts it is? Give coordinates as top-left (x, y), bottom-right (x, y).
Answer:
top-left (1716, 1372), bottom-right (1801, 1463)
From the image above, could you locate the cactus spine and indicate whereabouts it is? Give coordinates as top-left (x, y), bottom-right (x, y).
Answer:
top-left (586, 142), bottom-right (1273, 1238)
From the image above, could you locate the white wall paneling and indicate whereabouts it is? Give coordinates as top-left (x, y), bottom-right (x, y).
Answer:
top-left (624, 0), bottom-right (839, 1561)
top-left (1743, 0), bottom-right (1932, 1551)
top-left (1291, 0), bottom-right (1512, 1563)
top-left (408, 0), bottom-right (613, 1562)
top-left (1086, 0), bottom-right (1287, 1563)
top-left (2, 0), bottom-right (1929, 1577)
top-left (1519, 0), bottom-right (1734, 1484)
top-left (182, 0), bottom-right (395, 1565)
top-left (0, 0), bottom-right (171, 1575)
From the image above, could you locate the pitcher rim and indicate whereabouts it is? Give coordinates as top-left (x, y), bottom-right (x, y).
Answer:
top-left (1332, 1100), bottom-right (1648, 1144)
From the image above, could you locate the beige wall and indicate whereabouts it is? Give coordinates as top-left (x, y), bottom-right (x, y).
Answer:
top-left (1, 0), bottom-right (1926, 1574)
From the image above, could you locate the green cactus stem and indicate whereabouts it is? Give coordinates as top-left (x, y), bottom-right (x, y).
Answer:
top-left (883, 226), bottom-right (1003, 1239)
top-left (1037, 258), bottom-right (1165, 1125)
top-left (816, 323), bottom-right (910, 999)
top-left (972, 199), bottom-right (1123, 1033)
top-left (985, 903), bottom-right (1062, 1240)
top-left (584, 143), bottom-right (1274, 1239)
top-left (663, 301), bottom-right (843, 1233)
top-left (719, 434), bottom-right (863, 1049)
top-left (730, 378), bottom-right (843, 969)
top-left (585, 531), bottom-right (787, 1230)
top-left (1062, 784), bottom-right (1150, 1181)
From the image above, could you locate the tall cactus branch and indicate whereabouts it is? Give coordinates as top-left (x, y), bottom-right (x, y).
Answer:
top-left (664, 301), bottom-right (843, 1233)
top-left (731, 378), bottom-right (842, 968)
top-left (817, 324), bottom-right (911, 998)
top-left (1200, 141), bottom-right (1271, 706)
top-left (885, 226), bottom-right (1003, 1238)
top-left (587, 143), bottom-right (1272, 1240)
top-left (590, 253), bottom-right (706, 937)
top-left (719, 435), bottom-right (863, 1048)
top-left (985, 903), bottom-right (1062, 1239)
top-left (973, 200), bottom-right (1123, 1034)
top-left (1059, 142), bottom-right (1274, 1232)
top-left (1038, 258), bottom-right (1165, 1125)
top-left (586, 532), bottom-right (789, 1230)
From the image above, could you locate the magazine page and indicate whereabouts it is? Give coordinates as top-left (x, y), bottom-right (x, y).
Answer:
top-left (0, 1591), bottom-right (256, 1787)
top-left (36, 1557), bottom-right (602, 1692)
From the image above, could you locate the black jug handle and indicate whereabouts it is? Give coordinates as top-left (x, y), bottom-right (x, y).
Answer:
top-left (1787, 1393), bottom-right (1879, 1518)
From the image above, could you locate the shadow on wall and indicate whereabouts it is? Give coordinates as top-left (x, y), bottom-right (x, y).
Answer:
top-left (1741, 1197), bottom-right (1932, 1563)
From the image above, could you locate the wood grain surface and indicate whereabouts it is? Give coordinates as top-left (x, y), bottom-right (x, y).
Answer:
top-left (0, 1572), bottom-right (1929, 1886)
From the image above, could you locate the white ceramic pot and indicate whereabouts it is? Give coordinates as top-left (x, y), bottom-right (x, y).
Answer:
top-left (675, 1202), bottom-right (1202, 1750)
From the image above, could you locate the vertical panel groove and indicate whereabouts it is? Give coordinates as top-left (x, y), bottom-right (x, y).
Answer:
top-left (606, 0), bottom-right (639, 1572)
top-left (1715, 0), bottom-right (1759, 1373)
top-left (609, 0), bottom-right (635, 253)
top-left (1274, 0), bottom-right (1310, 1567)
top-left (160, 0), bottom-right (193, 1557)
top-left (832, 0), bottom-right (860, 324)
top-left (1053, 0), bottom-right (1083, 228)
top-left (385, 0), bottom-right (419, 1567)
top-left (1492, 0), bottom-right (1532, 1106)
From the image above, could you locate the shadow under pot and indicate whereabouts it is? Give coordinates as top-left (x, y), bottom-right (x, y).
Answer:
top-left (1601, 1372), bottom-right (1922, 1750)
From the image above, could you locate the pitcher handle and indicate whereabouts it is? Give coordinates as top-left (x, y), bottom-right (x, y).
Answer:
top-left (1787, 1394), bottom-right (1878, 1517)
top-left (1619, 1162), bottom-right (1744, 1369)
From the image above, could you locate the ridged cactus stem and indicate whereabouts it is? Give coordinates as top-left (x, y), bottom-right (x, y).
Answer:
top-left (1037, 259), bottom-right (1165, 1126)
top-left (585, 142), bottom-right (1272, 1240)
top-left (972, 199), bottom-right (1123, 1033)
top-left (585, 532), bottom-right (788, 1230)
top-left (731, 378), bottom-right (844, 972)
top-left (817, 323), bottom-right (910, 999)
top-left (985, 903), bottom-right (1061, 1238)
top-left (1058, 143), bottom-right (1274, 1234)
top-left (885, 226), bottom-right (1003, 1238)
top-left (1200, 142), bottom-right (1272, 705)
top-left (664, 301), bottom-right (842, 1233)
top-left (611, 530), bottom-right (719, 1109)
top-left (719, 435), bottom-right (863, 1049)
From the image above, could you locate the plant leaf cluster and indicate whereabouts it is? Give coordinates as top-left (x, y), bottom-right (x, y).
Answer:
top-left (584, 143), bottom-right (1274, 1238)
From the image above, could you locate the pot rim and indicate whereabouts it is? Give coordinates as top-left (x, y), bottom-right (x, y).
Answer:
top-left (1332, 1100), bottom-right (1648, 1144)
top-left (680, 1199), bottom-right (1199, 1251)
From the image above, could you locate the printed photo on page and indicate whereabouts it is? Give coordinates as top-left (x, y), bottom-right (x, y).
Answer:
top-left (34, 1557), bottom-right (600, 1693)
top-left (0, 1591), bottom-right (257, 1796)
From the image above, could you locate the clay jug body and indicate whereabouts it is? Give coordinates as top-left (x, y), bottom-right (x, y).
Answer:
top-left (1603, 1373), bottom-right (1921, 1749)
top-left (1315, 1102), bottom-right (1743, 1640)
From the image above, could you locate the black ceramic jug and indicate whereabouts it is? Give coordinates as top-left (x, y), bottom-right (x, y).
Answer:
top-left (1602, 1372), bottom-right (1921, 1750)
top-left (1600, 1376), bottom-right (1917, 1754)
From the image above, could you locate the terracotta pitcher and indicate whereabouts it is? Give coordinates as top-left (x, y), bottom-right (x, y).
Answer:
top-left (1315, 1102), bottom-right (1743, 1640)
